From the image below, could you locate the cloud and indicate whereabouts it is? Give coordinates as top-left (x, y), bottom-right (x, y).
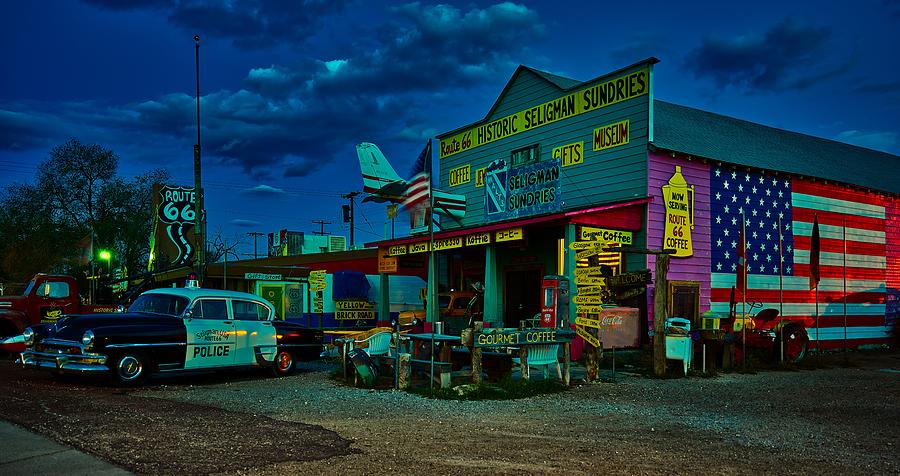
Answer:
top-left (240, 184), bottom-right (286, 196)
top-left (83, 0), bottom-right (347, 48)
top-left (683, 18), bottom-right (851, 92)
top-left (229, 219), bottom-right (262, 228)
top-left (5, 3), bottom-right (544, 179)
top-left (834, 130), bottom-right (898, 154)
top-left (854, 80), bottom-right (900, 94)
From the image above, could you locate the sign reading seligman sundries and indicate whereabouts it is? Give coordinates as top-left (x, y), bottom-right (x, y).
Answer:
top-left (439, 66), bottom-right (649, 159)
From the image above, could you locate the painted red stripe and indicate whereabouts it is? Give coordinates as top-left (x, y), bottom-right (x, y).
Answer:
top-left (710, 289), bottom-right (885, 303)
top-left (793, 235), bottom-right (885, 256)
top-left (791, 264), bottom-right (885, 280)
top-left (362, 173), bottom-right (398, 184)
top-left (705, 313), bottom-right (888, 329)
top-left (792, 208), bottom-right (884, 232)
top-left (793, 180), bottom-right (886, 207)
top-left (815, 338), bottom-right (889, 350)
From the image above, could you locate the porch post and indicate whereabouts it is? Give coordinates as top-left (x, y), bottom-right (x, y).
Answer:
top-left (484, 243), bottom-right (502, 327)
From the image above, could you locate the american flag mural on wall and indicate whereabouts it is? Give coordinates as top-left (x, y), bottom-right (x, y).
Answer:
top-left (710, 165), bottom-right (895, 347)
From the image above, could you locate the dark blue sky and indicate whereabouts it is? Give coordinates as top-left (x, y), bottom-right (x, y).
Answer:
top-left (2, 0), bottom-right (898, 258)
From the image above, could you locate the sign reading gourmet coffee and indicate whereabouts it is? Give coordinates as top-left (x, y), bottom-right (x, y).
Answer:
top-left (474, 328), bottom-right (575, 348)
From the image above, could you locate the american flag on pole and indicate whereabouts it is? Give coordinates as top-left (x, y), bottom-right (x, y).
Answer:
top-left (710, 165), bottom-right (893, 347)
top-left (402, 172), bottom-right (431, 209)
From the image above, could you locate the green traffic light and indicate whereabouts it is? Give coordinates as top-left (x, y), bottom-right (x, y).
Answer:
top-left (99, 250), bottom-right (111, 261)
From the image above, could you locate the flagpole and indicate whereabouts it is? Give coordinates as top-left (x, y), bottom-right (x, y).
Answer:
top-left (814, 212), bottom-right (820, 356)
top-left (427, 141), bottom-right (436, 393)
top-left (741, 210), bottom-right (746, 368)
top-left (843, 218), bottom-right (848, 356)
top-left (778, 216), bottom-right (784, 363)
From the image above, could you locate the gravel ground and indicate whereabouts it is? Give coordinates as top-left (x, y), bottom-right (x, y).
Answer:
top-left (2, 350), bottom-right (898, 475)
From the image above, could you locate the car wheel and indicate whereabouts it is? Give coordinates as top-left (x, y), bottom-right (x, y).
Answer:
top-left (110, 352), bottom-right (150, 385)
top-left (777, 326), bottom-right (809, 363)
top-left (272, 350), bottom-right (295, 377)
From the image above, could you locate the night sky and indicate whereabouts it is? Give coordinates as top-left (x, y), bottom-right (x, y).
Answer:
top-left (2, 1), bottom-right (898, 259)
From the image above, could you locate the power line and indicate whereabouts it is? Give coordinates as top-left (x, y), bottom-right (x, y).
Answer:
top-left (311, 220), bottom-right (331, 236)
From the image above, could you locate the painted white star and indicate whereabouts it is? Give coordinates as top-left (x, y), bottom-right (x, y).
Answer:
top-left (778, 190), bottom-right (783, 198)
top-left (772, 200), bottom-right (778, 208)
top-left (732, 194), bottom-right (738, 203)
top-left (716, 262), bottom-right (722, 271)
top-left (784, 180), bottom-right (790, 188)
top-left (752, 186), bottom-right (757, 194)
top-left (724, 251), bottom-right (731, 259)
top-left (715, 169), bottom-right (721, 177)
top-left (724, 205), bottom-right (730, 214)
top-left (772, 222), bottom-right (778, 230)
top-left (716, 215), bottom-right (722, 224)
top-left (732, 171), bottom-right (737, 179)
top-left (786, 266), bottom-right (792, 273)
top-left (785, 201), bottom-right (791, 209)
top-left (731, 240), bottom-right (737, 248)
top-left (759, 176), bottom-right (765, 184)
top-left (747, 241), bottom-right (752, 250)
top-left (760, 243), bottom-right (766, 251)
top-left (759, 198), bottom-right (765, 206)
top-left (752, 209), bottom-right (758, 217)
top-left (773, 265), bottom-right (779, 273)
top-left (773, 244), bottom-right (779, 251)
top-left (759, 264), bottom-right (766, 272)
top-left (759, 220), bottom-right (765, 228)
top-left (738, 184), bottom-right (744, 192)
top-left (724, 229), bottom-right (730, 237)
top-left (752, 231), bottom-right (758, 239)
top-left (724, 181), bottom-right (730, 190)
top-left (787, 245), bottom-right (792, 252)
top-left (765, 210), bottom-right (771, 218)
top-left (766, 189), bottom-right (771, 196)
top-left (732, 217), bottom-right (738, 225)
top-left (745, 174), bottom-right (751, 182)
top-left (717, 239), bottom-right (723, 247)
top-left (715, 192), bottom-right (721, 200)
top-left (753, 253), bottom-right (759, 261)
top-left (731, 263), bottom-right (737, 271)
top-left (778, 211), bottom-right (784, 219)
top-left (766, 254), bottom-right (772, 262)
top-left (785, 224), bottom-right (791, 230)
top-left (766, 233), bottom-right (772, 240)
top-left (745, 196), bottom-right (751, 204)
top-left (772, 178), bottom-right (778, 186)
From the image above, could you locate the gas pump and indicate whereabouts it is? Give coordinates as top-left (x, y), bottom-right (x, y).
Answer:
top-left (540, 275), bottom-right (570, 328)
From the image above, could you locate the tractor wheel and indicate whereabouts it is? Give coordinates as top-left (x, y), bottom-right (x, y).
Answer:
top-left (776, 326), bottom-right (809, 363)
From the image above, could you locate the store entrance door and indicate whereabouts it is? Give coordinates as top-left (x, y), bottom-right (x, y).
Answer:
top-left (504, 267), bottom-right (543, 328)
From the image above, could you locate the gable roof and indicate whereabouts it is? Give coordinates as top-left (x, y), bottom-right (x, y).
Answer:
top-left (652, 100), bottom-right (900, 195)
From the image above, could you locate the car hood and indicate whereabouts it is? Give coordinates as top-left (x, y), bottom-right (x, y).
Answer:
top-left (51, 313), bottom-right (180, 341)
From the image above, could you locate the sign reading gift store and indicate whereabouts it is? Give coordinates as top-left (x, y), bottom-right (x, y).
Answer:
top-left (485, 159), bottom-right (561, 221)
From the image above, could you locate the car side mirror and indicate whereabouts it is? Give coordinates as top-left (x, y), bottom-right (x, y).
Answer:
top-left (184, 309), bottom-right (193, 319)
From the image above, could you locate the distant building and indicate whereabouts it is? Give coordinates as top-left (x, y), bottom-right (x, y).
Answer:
top-left (268, 230), bottom-right (347, 257)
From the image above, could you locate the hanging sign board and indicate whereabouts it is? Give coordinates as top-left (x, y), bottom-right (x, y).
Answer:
top-left (579, 227), bottom-right (633, 245)
top-left (575, 316), bottom-right (601, 328)
top-left (465, 232), bottom-right (491, 246)
top-left (335, 300), bottom-right (375, 320)
top-left (378, 254), bottom-right (398, 274)
top-left (244, 273), bottom-right (282, 281)
top-left (662, 166), bottom-right (694, 257)
top-left (495, 227), bottom-right (523, 242)
top-left (606, 270), bottom-right (652, 288)
top-left (388, 245), bottom-right (408, 256)
top-left (575, 276), bottom-right (604, 285)
top-left (574, 266), bottom-right (603, 277)
top-left (572, 295), bottom-right (602, 305)
top-left (576, 325), bottom-right (602, 348)
top-left (569, 241), bottom-right (607, 251)
top-left (433, 236), bottom-right (463, 251)
top-left (409, 242), bottom-right (430, 253)
top-left (577, 305), bottom-right (604, 314)
top-left (576, 285), bottom-right (604, 296)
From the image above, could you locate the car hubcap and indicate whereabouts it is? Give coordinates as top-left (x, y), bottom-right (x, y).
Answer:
top-left (278, 352), bottom-right (292, 371)
top-left (118, 356), bottom-right (142, 381)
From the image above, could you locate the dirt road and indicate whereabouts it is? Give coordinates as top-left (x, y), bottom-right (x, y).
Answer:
top-left (1, 351), bottom-right (898, 475)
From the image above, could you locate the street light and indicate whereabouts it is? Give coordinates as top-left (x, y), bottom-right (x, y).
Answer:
top-left (99, 250), bottom-right (112, 276)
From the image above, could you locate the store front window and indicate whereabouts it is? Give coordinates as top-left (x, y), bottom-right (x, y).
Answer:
top-left (668, 281), bottom-right (700, 326)
top-left (510, 144), bottom-right (540, 168)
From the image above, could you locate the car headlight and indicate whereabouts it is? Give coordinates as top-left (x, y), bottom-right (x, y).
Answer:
top-left (82, 330), bottom-right (95, 350)
top-left (22, 328), bottom-right (34, 347)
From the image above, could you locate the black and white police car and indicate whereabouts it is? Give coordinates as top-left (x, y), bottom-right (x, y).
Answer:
top-left (19, 283), bottom-right (323, 384)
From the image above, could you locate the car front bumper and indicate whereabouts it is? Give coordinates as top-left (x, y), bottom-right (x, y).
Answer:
top-left (19, 341), bottom-right (109, 374)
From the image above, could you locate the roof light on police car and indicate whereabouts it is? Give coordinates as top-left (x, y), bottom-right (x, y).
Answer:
top-left (22, 327), bottom-right (34, 347)
top-left (82, 329), bottom-right (95, 350)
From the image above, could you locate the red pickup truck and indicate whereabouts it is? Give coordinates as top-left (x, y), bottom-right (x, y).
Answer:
top-left (0, 274), bottom-right (118, 350)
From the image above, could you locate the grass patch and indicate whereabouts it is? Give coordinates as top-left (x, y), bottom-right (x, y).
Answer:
top-left (407, 375), bottom-right (569, 401)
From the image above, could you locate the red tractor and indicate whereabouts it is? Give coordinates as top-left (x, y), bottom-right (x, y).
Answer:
top-left (718, 298), bottom-right (810, 364)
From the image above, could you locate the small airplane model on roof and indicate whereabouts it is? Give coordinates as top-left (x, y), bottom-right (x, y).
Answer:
top-left (356, 142), bottom-right (466, 219)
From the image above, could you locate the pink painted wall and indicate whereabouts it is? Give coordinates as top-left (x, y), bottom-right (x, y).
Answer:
top-left (646, 152), bottom-right (712, 326)
top-left (887, 195), bottom-right (900, 329)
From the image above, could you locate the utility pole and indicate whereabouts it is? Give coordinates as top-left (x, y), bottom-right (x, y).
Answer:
top-left (247, 232), bottom-right (264, 259)
top-left (312, 220), bottom-right (331, 236)
top-left (193, 34), bottom-right (205, 285)
top-left (342, 192), bottom-right (359, 249)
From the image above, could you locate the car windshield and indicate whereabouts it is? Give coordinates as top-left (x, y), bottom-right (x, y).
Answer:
top-left (128, 294), bottom-right (190, 317)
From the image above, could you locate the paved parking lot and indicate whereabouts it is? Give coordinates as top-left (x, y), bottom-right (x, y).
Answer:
top-left (1, 351), bottom-right (898, 475)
